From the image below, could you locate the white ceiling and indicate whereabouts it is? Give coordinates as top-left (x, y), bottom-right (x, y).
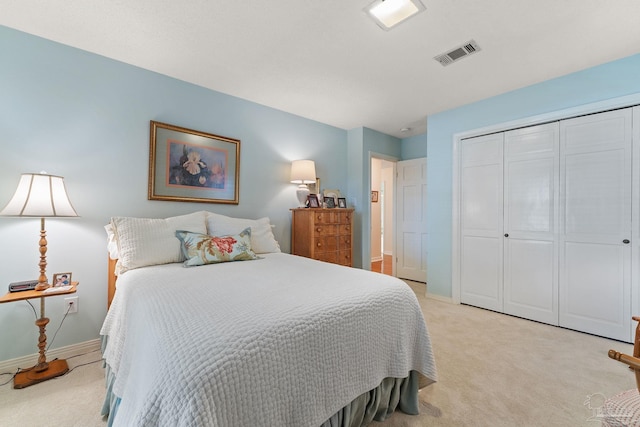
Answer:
top-left (2, 0), bottom-right (640, 138)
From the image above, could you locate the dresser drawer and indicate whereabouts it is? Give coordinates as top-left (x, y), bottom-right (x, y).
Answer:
top-left (315, 252), bottom-right (338, 264)
top-left (315, 211), bottom-right (338, 224)
top-left (313, 224), bottom-right (337, 236)
top-left (338, 235), bottom-right (351, 249)
top-left (315, 236), bottom-right (338, 253)
top-left (338, 211), bottom-right (352, 224)
top-left (338, 224), bottom-right (351, 235)
top-left (338, 250), bottom-right (352, 266)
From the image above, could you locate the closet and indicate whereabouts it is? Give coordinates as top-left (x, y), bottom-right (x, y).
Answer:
top-left (459, 107), bottom-right (636, 341)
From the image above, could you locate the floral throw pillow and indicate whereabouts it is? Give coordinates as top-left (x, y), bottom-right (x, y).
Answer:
top-left (175, 228), bottom-right (258, 266)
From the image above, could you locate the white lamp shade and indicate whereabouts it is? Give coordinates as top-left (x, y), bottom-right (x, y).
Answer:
top-left (290, 160), bottom-right (316, 184)
top-left (0, 173), bottom-right (78, 217)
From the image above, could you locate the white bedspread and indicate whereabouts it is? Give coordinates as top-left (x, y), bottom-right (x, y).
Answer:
top-left (101, 253), bottom-right (437, 427)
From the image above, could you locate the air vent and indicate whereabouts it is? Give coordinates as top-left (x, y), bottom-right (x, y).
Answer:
top-left (434, 40), bottom-right (481, 66)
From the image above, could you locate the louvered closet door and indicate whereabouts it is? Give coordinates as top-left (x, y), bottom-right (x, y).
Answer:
top-left (559, 109), bottom-right (632, 341)
top-left (503, 123), bottom-right (559, 325)
top-left (460, 133), bottom-right (504, 311)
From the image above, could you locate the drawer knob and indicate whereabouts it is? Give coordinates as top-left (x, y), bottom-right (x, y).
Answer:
top-left (317, 242), bottom-right (322, 247)
top-left (316, 227), bottom-right (322, 232)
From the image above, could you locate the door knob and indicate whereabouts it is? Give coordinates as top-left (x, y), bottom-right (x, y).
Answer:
top-left (504, 233), bottom-right (509, 237)
top-left (623, 239), bottom-right (630, 244)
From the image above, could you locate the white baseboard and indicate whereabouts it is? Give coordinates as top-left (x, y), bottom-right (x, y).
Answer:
top-left (0, 339), bottom-right (101, 373)
top-left (371, 256), bottom-right (383, 262)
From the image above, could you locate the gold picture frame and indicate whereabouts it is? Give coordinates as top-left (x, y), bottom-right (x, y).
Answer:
top-left (148, 121), bottom-right (240, 204)
top-left (308, 177), bottom-right (320, 195)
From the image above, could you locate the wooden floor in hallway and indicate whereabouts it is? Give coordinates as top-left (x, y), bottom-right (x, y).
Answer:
top-left (371, 254), bottom-right (393, 276)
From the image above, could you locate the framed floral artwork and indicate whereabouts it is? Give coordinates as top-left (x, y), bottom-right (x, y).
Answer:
top-left (148, 121), bottom-right (240, 204)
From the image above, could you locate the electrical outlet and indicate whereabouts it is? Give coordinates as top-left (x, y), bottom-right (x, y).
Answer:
top-left (64, 296), bottom-right (78, 314)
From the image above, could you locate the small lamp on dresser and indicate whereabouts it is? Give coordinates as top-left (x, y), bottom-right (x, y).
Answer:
top-left (290, 160), bottom-right (316, 208)
top-left (0, 172), bottom-right (79, 388)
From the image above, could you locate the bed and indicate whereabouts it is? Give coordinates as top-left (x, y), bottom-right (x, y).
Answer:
top-left (100, 211), bottom-right (437, 427)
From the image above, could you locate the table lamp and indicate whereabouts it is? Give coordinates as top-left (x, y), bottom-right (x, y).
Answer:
top-left (290, 160), bottom-right (316, 207)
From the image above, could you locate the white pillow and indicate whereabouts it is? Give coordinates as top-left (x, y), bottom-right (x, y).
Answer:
top-left (110, 211), bottom-right (207, 273)
top-left (104, 224), bottom-right (119, 260)
top-left (206, 212), bottom-right (281, 254)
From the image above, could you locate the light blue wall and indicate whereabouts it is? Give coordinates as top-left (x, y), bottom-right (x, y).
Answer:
top-left (401, 132), bottom-right (427, 160)
top-left (0, 26), bottom-right (350, 360)
top-left (427, 53), bottom-right (640, 298)
top-left (347, 127), bottom-right (401, 268)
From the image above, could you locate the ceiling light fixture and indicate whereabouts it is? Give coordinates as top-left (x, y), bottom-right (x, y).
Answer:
top-left (364, 0), bottom-right (426, 31)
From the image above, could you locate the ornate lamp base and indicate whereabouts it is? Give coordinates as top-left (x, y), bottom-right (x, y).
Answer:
top-left (296, 184), bottom-right (310, 207)
top-left (14, 359), bottom-right (68, 389)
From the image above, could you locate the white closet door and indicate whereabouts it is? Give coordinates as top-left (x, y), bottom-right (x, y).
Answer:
top-left (559, 108), bottom-right (632, 341)
top-left (460, 133), bottom-right (504, 311)
top-left (503, 123), bottom-right (559, 325)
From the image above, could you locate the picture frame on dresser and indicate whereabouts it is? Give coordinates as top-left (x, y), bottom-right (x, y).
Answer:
top-left (307, 194), bottom-right (320, 208)
top-left (325, 197), bottom-right (336, 208)
top-left (337, 197), bottom-right (347, 208)
top-left (148, 120), bottom-right (240, 204)
top-left (323, 189), bottom-right (341, 207)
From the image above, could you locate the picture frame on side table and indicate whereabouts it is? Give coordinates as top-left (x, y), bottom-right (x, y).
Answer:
top-left (371, 190), bottom-right (379, 203)
top-left (337, 197), bottom-right (347, 208)
top-left (308, 194), bottom-right (320, 208)
top-left (149, 121), bottom-right (240, 204)
top-left (53, 272), bottom-right (72, 287)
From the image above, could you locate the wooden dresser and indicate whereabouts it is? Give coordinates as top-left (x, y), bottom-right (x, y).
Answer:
top-left (291, 208), bottom-right (354, 267)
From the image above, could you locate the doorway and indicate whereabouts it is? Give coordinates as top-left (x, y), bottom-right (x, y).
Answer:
top-left (370, 158), bottom-right (395, 276)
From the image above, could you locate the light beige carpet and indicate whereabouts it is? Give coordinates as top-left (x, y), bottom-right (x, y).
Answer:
top-left (0, 280), bottom-right (634, 427)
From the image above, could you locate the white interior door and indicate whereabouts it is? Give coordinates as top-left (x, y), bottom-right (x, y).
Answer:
top-left (559, 108), bottom-right (632, 341)
top-left (460, 134), bottom-right (504, 311)
top-left (396, 158), bottom-right (427, 282)
top-left (503, 123), bottom-right (559, 325)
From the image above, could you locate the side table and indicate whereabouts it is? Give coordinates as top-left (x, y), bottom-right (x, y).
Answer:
top-left (0, 282), bottom-right (79, 388)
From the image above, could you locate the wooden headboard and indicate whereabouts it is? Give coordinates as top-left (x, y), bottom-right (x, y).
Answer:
top-left (108, 257), bottom-right (117, 309)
